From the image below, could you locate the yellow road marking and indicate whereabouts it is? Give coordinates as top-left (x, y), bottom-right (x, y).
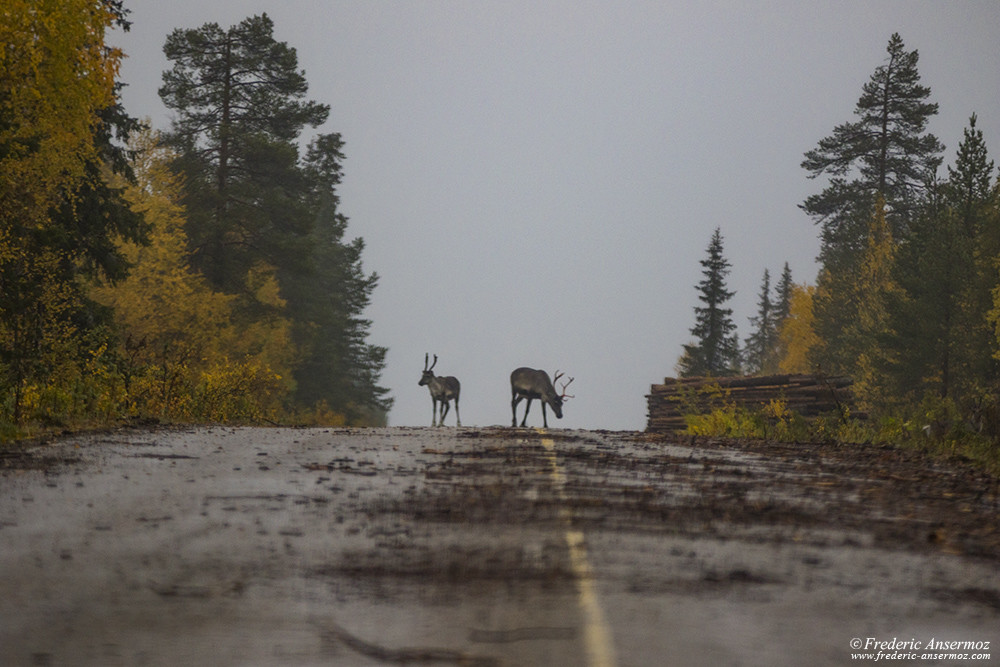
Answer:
top-left (541, 435), bottom-right (617, 667)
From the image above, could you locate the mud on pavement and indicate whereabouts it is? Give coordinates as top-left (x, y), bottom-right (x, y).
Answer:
top-left (1, 426), bottom-right (998, 666)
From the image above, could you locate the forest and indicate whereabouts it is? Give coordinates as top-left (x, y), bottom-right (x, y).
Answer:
top-left (1, 6), bottom-right (390, 437)
top-left (3, 4), bottom-right (999, 462)
top-left (679, 34), bottom-right (1000, 466)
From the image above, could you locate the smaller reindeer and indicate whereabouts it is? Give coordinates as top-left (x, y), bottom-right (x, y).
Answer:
top-left (510, 367), bottom-right (574, 428)
top-left (419, 354), bottom-right (461, 427)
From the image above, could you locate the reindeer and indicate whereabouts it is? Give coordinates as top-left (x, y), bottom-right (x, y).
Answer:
top-left (419, 354), bottom-right (461, 427)
top-left (510, 367), bottom-right (574, 428)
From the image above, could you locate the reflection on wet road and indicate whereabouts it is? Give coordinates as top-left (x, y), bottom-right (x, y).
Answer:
top-left (1, 426), bottom-right (998, 665)
top-left (541, 435), bottom-right (616, 667)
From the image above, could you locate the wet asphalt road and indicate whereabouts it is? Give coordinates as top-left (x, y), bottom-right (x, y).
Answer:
top-left (1, 426), bottom-right (998, 666)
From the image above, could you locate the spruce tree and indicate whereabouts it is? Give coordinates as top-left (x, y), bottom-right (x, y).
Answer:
top-left (744, 269), bottom-right (777, 375)
top-left (773, 263), bottom-right (794, 323)
top-left (678, 228), bottom-right (740, 377)
top-left (946, 114), bottom-right (995, 233)
top-left (890, 115), bottom-right (997, 401)
top-left (285, 133), bottom-right (393, 421)
top-left (949, 114), bottom-right (997, 389)
top-left (952, 116), bottom-right (1000, 394)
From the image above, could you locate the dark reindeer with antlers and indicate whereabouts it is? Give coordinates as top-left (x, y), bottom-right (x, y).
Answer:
top-left (510, 367), bottom-right (574, 428)
top-left (419, 354), bottom-right (461, 427)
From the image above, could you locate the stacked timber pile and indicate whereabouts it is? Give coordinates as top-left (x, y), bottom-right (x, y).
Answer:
top-left (646, 374), bottom-right (855, 432)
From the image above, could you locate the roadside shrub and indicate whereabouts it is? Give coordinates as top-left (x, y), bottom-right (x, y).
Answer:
top-left (1, 351), bottom-right (295, 438)
top-left (190, 359), bottom-right (287, 424)
top-left (14, 343), bottom-right (129, 427)
top-left (685, 405), bottom-right (756, 437)
top-left (289, 400), bottom-right (348, 427)
top-left (684, 393), bottom-right (1000, 474)
top-left (684, 395), bottom-right (812, 441)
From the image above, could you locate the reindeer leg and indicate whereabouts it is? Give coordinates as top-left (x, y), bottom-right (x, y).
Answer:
top-left (440, 400), bottom-right (450, 426)
top-left (454, 397), bottom-right (461, 427)
top-left (521, 398), bottom-right (532, 427)
top-left (431, 399), bottom-right (438, 427)
top-left (541, 403), bottom-right (548, 428)
top-left (511, 393), bottom-right (521, 427)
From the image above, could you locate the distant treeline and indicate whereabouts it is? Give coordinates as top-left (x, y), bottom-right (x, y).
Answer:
top-left (678, 33), bottom-right (1000, 441)
top-left (1, 7), bottom-right (390, 437)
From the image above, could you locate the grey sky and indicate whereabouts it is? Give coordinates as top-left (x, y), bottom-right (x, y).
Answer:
top-left (110, 1), bottom-right (1000, 430)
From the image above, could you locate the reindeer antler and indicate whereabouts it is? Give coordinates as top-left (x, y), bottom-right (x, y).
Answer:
top-left (556, 372), bottom-right (575, 400)
top-left (424, 353), bottom-right (430, 371)
top-left (429, 354), bottom-right (438, 371)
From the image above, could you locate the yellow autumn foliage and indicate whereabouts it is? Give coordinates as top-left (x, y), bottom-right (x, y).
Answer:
top-left (0, 0), bottom-right (121, 221)
top-left (91, 129), bottom-right (294, 421)
top-left (849, 197), bottom-right (905, 410)
top-left (777, 283), bottom-right (819, 374)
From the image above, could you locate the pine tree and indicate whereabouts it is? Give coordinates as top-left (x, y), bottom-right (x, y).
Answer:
top-left (678, 228), bottom-right (740, 377)
top-left (159, 13), bottom-right (330, 292)
top-left (802, 33), bottom-right (943, 376)
top-left (159, 15), bottom-right (390, 421)
top-left (802, 33), bottom-right (943, 273)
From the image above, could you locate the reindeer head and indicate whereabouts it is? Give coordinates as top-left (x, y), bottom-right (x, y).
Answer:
top-left (419, 353), bottom-right (438, 386)
top-left (550, 370), bottom-right (575, 419)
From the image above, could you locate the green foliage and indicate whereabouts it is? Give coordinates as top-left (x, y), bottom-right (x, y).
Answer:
top-left (802, 33), bottom-right (943, 273)
top-left (281, 136), bottom-right (392, 418)
top-left (803, 33), bottom-right (944, 381)
top-left (795, 33), bottom-right (1000, 450)
top-left (683, 80), bottom-right (1000, 472)
top-left (159, 14), bottom-right (391, 419)
top-left (682, 389), bottom-right (812, 441)
top-left (885, 115), bottom-right (999, 406)
top-left (159, 13), bottom-right (329, 292)
top-left (1, 12), bottom-right (391, 439)
top-left (744, 268), bottom-right (780, 374)
top-left (678, 228), bottom-right (741, 376)
top-left (1, 1), bottom-right (143, 427)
